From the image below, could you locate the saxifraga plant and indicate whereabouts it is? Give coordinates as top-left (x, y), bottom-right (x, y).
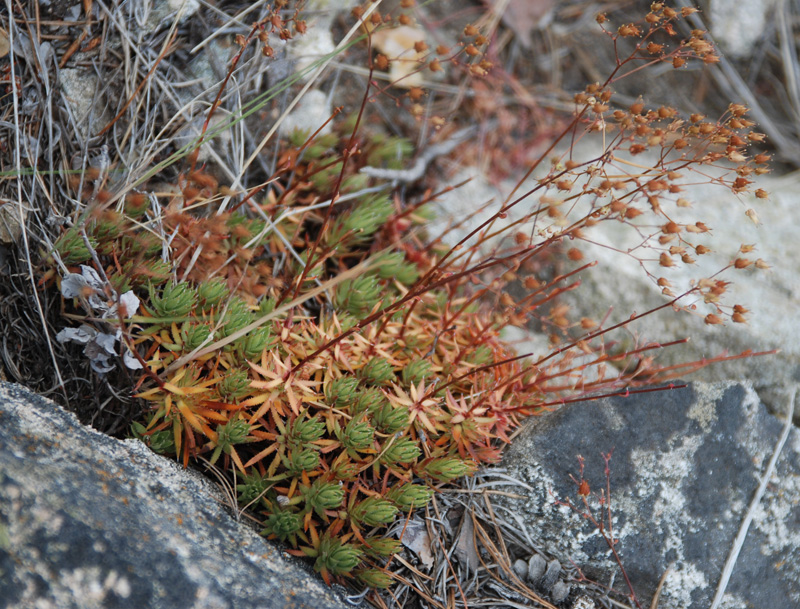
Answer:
top-left (46, 2), bottom-right (773, 594)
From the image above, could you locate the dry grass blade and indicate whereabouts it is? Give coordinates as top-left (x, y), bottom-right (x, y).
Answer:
top-left (4, 0), bottom-right (65, 393)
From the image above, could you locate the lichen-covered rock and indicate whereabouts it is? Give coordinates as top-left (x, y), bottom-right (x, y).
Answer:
top-left (499, 381), bottom-right (800, 608)
top-left (0, 382), bottom-right (350, 609)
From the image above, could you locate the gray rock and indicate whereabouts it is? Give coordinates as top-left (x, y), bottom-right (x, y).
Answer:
top-left (551, 580), bottom-right (570, 604)
top-left (0, 382), bottom-right (350, 609)
top-left (498, 381), bottom-right (800, 608)
top-left (512, 558), bottom-right (528, 580)
top-left (59, 68), bottom-right (110, 140)
top-left (710, 0), bottom-right (778, 59)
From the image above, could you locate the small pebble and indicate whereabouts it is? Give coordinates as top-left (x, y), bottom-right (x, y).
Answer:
top-left (540, 558), bottom-right (561, 592)
top-left (512, 558), bottom-right (528, 580)
top-left (551, 580), bottom-right (570, 603)
top-left (572, 595), bottom-right (595, 609)
top-left (527, 554), bottom-right (546, 582)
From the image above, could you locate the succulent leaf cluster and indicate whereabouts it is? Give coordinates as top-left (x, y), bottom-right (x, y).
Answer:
top-left (49, 120), bottom-right (536, 589)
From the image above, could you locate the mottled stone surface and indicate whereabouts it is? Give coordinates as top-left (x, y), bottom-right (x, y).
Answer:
top-left (499, 381), bottom-right (800, 608)
top-left (0, 382), bottom-right (350, 609)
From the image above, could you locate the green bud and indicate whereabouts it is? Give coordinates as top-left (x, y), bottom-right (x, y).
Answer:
top-left (367, 135), bottom-right (413, 168)
top-left (334, 274), bottom-right (382, 318)
top-left (329, 453), bottom-right (359, 481)
top-left (314, 535), bottom-right (362, 576)
top-left (258, 297), bottom-right (276, 316)
top-left (150, 282), bottom-right (197, 318)
top-left (217, 368), bottom-right (251, 401)
top-left (288, 127), bottom-right (310, 148)
top-left (219, 297), bottom-right (254, 338)
top-left (418, 457), bottom-right (475, 483)
top-left (336, 312), bottom-right (359, 332)
top-left (350, 497), bottom-right (398, 527)
top-left (287, 416), bottom-right (326, 446)
top-left (54, 227), bottom-right (95, 265)
top-left (236, 326), bottom-right (272, 360)
top-left (122, 231), bottom-right (161, 256)
top-left (302, 479), bottom-right (344, 517)
top-left (197, 278), bottom-right (230, 311)
top-left (340, 173), bottom-right (369, 193)
top-left (402, 359), bottom-right (432, 386)
top-left (303, 139), bottom-right (333, 161)
top-left (467, 345), bottom-right (494, 366)
top-left (380, 437), bottom-right (421, 464)
top-left (337, 418), bottom-right (375, 453)
top-left (355, 568), bottom-right (393, 589)
top-left (131, 421), bottom-right (175, 454)
top-left (282, 448), bottom-right (320, 475)
top-left (325, 376), bottom-right (360, 408)
top-left (263, 509), bottom-right (302, 542)
top-left (353, 388), bottom-right (388, 415)
top-left (359, 357), bottom-right (394, 386)
top-left (326, 194), bottom-right (393, 247)
top-left (236, 469), bottom-right (271, 505)
top-left (217, 417), bottom-right (250, 447)
top-left (375, 251), bottom-right (420, 285)
top-left (386, 483), bottom-right (433, 511)
top-left (311, 160), bottom-right (343, 192)
top-left (181, 322), bottom-right (211, 351)
top-left (362, 537), bottom-right (401, 559)
top-left (316, 132), bottom-right (339, 148)
top-left (304, 140), bottom-right (331, 160)
top-left (119, 259), bottom-right (171, 288)
top-left (372, 403), bottom-right (409, 434)
top-left (210, 418), bottom-right (251, 464)
top-left (89, 213), bottom-right (124, 251)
